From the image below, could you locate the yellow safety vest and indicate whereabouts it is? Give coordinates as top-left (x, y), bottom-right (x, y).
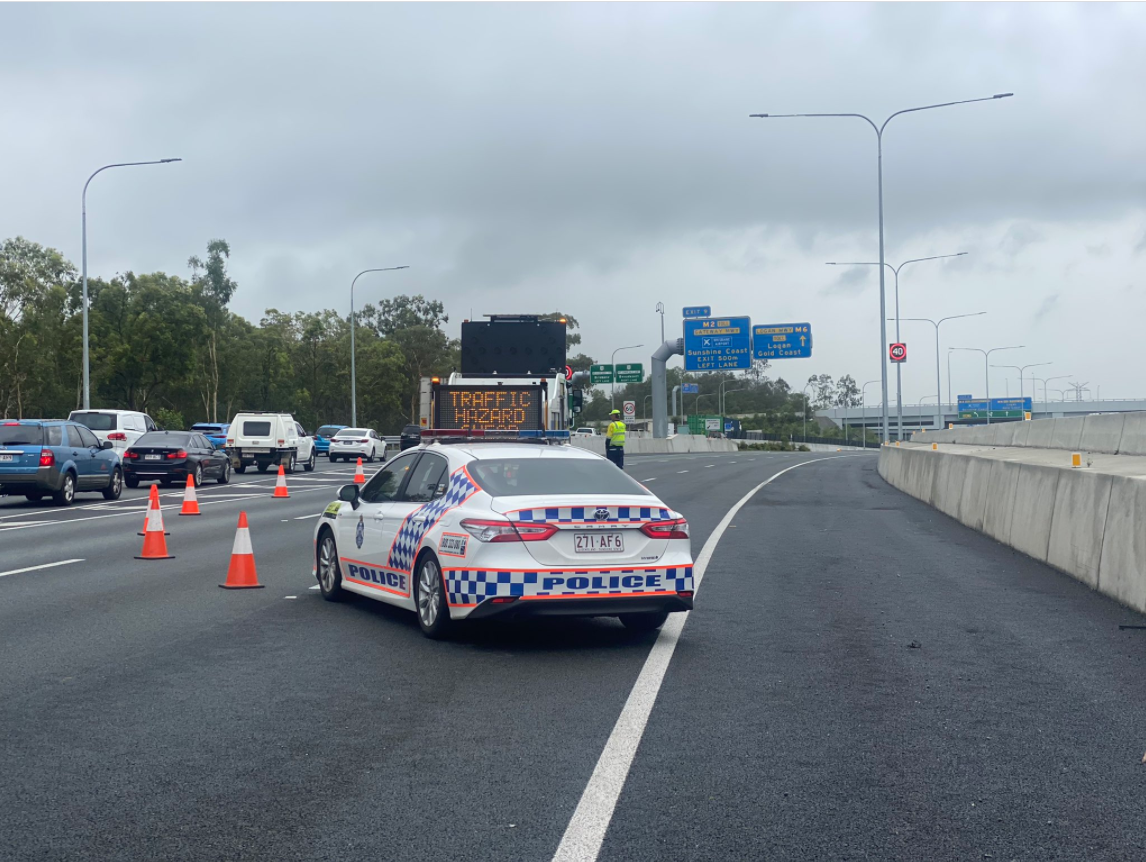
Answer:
top-left (607, 420), bottom-right (627, 446)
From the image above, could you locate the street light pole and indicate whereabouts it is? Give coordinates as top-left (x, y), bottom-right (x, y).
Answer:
top-left (81, 158), bottom-right (182, 409)
top-left (990, 362), bottom-right (1050, 415)
top-left (828, 252), bottom-right (967, 438)
top-left (754, 93), bottom-right (1012, 443)
top-left (722, 387), bottom-right (747, 415)
top-left (898, 311), bottom-right (986, 430)
top-left (801, 381), bottom-right (813, 443)
top-left (861, 379), bottom-right (880, 441)
top-left (655, 302), bottom-right (665, 345)
top-left (1031, 374), bottom-right (1072, 416)
top-left (950, 345), bottom-right (1024, 424)
top-left (350, 266), bottom-right (410, 426)
top-left (610, 344), bottom-right (643, 409)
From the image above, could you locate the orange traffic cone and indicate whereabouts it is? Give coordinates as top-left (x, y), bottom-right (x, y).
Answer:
top-left (272, 464), bottom-right (290, 498)
top-left (353, 457), bottom-right (366, 485)
top-left (179, 473), bottom-right (201, 515)
top-left (219, 511), bottom-right (263, 589)
top-left (135, 485), bottom-right (174, 560)
top-left (138, 483), bottom-right (170, 536)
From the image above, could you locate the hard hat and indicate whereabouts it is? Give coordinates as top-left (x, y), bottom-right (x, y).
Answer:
top-left (611, 409), bottom-right (621, 416)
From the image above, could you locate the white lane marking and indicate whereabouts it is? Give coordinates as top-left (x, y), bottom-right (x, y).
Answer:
top-left (676, 470), bottom-right (688, 474)
top-left (0, 558), bottom-right (85, 579)
top-left (705, 464), bottom-right (715, 468)
top-left (551, 455), bottom-right (854, 862)
top-left (294, 514), bottom-right (317, 520)
top-left (641, 478), bottom-right (657, 482)
top-left (309, 584), bottom-right (320, 591)
top-left (284, 595), bottom-right (297, 599)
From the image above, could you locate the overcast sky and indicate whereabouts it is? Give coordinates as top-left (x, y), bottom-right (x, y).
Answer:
top-left (2, 2), bottom-right (1144, 405)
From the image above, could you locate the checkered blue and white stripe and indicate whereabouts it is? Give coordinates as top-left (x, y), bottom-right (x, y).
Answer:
top-left (446, 566), bottom-right (693, 606)
top-left (510, 505), bottom-right (671, 524)
top-left (386, 469), bottom-right (478, 573)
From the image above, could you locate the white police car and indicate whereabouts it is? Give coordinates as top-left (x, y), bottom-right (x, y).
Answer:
top-left (312, 431), bottom-right (694, 638)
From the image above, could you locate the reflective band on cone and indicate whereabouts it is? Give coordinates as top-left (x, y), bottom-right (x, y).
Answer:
top-left (180, 473), bottom-right (201, 515)
top-left (138, 483), bottom-right (170, 536)
top-left (135, 485), bottom-right (174, 560)
top-left (272, 464), bottom-right (290, 498)
top-left (354, 458), bottom-right (366, 485)
top-left (220, 511), bottom-right (263, 589)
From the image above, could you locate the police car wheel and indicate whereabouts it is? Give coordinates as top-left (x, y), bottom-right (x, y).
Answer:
top-left (317, 532), bottom-right (345, 601)
top-left (414, 554), bottom-right (452, 639)
top-left (619, 611), bottom-right (670, 634)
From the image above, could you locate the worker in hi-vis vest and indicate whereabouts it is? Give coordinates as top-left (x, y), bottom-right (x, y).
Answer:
top-left (605, 409), bottom-right (627, 469)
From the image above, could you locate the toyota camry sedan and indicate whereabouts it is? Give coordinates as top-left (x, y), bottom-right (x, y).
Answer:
top-left (312, 436), bottom-right (694, 639)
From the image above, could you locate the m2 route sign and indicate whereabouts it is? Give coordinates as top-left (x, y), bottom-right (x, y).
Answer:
top-left (684, 316), bottom-right (752, 371)
top-left (753, 323), bottom-right (812, 359)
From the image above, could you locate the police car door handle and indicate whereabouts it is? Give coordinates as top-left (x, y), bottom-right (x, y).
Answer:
top-left (371, 512), bottom-right (385, 522)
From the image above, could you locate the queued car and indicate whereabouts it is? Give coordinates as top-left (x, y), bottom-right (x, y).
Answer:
top-left (122, 430), bottom-right (231, 488)
top-left (399, 424), bottom-right (422, 451)
top-left (189, 422), bottom-right (230, 449)
top-left (226, 412), bottom-right (316, 473)
top-left (313, 425), bottom-right (348, 455)
top-left (312, 434), bottom-right (694, 639)
top-left (328, 427), bottom-right (385, 462)
top-left (0, 419), bottom-right (123, 505)
top-left (68, 409), bottom-right (158, 455)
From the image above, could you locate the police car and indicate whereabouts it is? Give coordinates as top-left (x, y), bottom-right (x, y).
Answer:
top-left (312, 430), bottom-right (694, 638)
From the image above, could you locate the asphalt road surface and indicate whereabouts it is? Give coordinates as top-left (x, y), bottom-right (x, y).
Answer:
top-left (2, 451), bottom-right (1145, 861)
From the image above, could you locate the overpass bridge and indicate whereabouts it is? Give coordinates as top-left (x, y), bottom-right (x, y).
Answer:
top-left (818, 398), bottom-right (1146, 440)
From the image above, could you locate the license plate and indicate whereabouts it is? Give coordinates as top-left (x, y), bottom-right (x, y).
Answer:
top-left (144, 454), bottom-right (162, 461)
top-left (245, 447), bottom-right (270, 453)
top-left (575, 533), bottom-right (624, 553)
top-left (0, 454), bottom-right (13, 463)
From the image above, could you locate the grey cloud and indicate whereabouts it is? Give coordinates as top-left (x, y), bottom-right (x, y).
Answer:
top-left (1032, 293), bottom-right (1059, 323)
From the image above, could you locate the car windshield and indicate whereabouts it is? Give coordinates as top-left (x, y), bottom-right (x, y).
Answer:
top-left (467, 457), bottom-right (654, 497)
top-left (316, 426), bottom-right (343, 436)
top-left (335, 428), bottom-right (368, 437)
top-left (0, 424), bottom-right (43, 446)
top-left (70, 412), bottom-right (117, 431)
top-left (135, 431), bottom-right (191, 447)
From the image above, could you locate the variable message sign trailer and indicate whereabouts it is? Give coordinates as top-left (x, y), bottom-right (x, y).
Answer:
top-left (426, 315), bottom-right (571, 435)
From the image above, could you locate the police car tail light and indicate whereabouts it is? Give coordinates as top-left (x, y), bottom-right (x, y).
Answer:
top-left (460, 518), bottom-right (558, 543)
top-left (640, 518), bottom-right (690, 540)
top-left (39, 449), bottom-right (55, 467)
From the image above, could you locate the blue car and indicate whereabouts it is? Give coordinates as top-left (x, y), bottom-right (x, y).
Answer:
top-left (189, 422), bottom-right (231, 449)
top-left (0, 419), bottom-right (123, 505)
top-left (313, 424), bottom-right (347, 455)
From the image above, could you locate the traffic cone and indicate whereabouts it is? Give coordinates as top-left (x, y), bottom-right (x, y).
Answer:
top-left (179, 473), bottom-right (201, 515)
top-left (219, 512), bottom-right (263, 589)
top-left (138, 483), bottom-right (170, 536)
top-left (135, 485), bottom-right (174, 560)
top-left (272, 464), bottom-right (290, 498)
top-left (353, 458), bottom-right (366, 485)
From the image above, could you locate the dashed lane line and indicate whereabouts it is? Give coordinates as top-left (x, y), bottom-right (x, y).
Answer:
top-left (0, 559), bottom-right (84, 579)
top-left (551, 455), bottom-right (856, 862)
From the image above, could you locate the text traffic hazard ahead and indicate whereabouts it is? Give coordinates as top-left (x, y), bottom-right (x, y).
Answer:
top-left (752, 323), bottom-right (812, 359)
top-left (684, 317), bottom-right (751, 371)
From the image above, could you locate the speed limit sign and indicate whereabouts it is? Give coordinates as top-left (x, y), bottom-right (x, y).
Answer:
top-left (622, 401), bottom-right (636, 419)
top-left (889, 342), bottom-right (907, 363)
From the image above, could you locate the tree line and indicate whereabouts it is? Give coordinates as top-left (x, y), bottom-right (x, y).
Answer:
top-left (0, 236), bottom-right (457, 434)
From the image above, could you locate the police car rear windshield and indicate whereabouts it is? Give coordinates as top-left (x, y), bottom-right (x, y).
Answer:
top-left (70, 412), bottom-right (117, 431)
top-left (0, 424), bottom-right (43, 446)
top-left (467, 458), bottom-right (653, 498)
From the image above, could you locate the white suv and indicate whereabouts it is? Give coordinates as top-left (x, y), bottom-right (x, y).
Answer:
top-left (225, 412), bottom-right (316, 473)
top-left (68, 409), bottom-right (158, 455)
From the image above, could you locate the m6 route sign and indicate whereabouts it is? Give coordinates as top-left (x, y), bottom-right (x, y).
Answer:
top-left (889, 343), bottom-right (907, 363)
top-left (622, 401), bottom-right (636, 420)
top-left (753, 322), bottom-right (812, 360)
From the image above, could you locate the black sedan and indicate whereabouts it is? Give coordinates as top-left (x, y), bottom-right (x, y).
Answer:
top-left (122, 431), bottom-right (231, 488)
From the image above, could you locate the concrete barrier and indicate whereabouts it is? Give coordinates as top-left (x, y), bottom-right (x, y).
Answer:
top-left (1114, 413), bottom-right (1146, 456)
top-left (1050, 416), bottom-right (1085, 451)
top-left (1079, 413), bottom-right (1125, 455)
top-left (1047, 470), bottom-right (1113, 588)
top-left (1011, 421), bottom-right (1032, 448)
top-left (879, 443), bottom-right (1146, 616)
top-left (1026, 417), bottom-right (1056, 449)
top-left (1097, 477), bottom-right (1146, 611)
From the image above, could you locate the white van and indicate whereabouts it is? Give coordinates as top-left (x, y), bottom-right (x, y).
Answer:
top-left (68, 409), bottom-right (158, 455)
top-left (225, 412), bottom-right (316, 473)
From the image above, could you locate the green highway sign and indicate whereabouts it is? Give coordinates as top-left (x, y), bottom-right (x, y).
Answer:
top-left (615, 363), bottom-right (644, 383)
top-left (590, 364), bottom-right (613, 384)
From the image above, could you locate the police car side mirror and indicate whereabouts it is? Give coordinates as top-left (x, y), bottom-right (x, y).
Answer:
top-left (338, 484), bottom-right (360, 509)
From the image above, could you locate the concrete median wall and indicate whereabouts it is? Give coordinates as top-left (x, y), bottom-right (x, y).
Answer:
top-left (912, 411), bottom-right (1146, 458)
top-left (878, 443), bottom-right (1145, 615)
top-left (569, 435), bottom-right (738, 457)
